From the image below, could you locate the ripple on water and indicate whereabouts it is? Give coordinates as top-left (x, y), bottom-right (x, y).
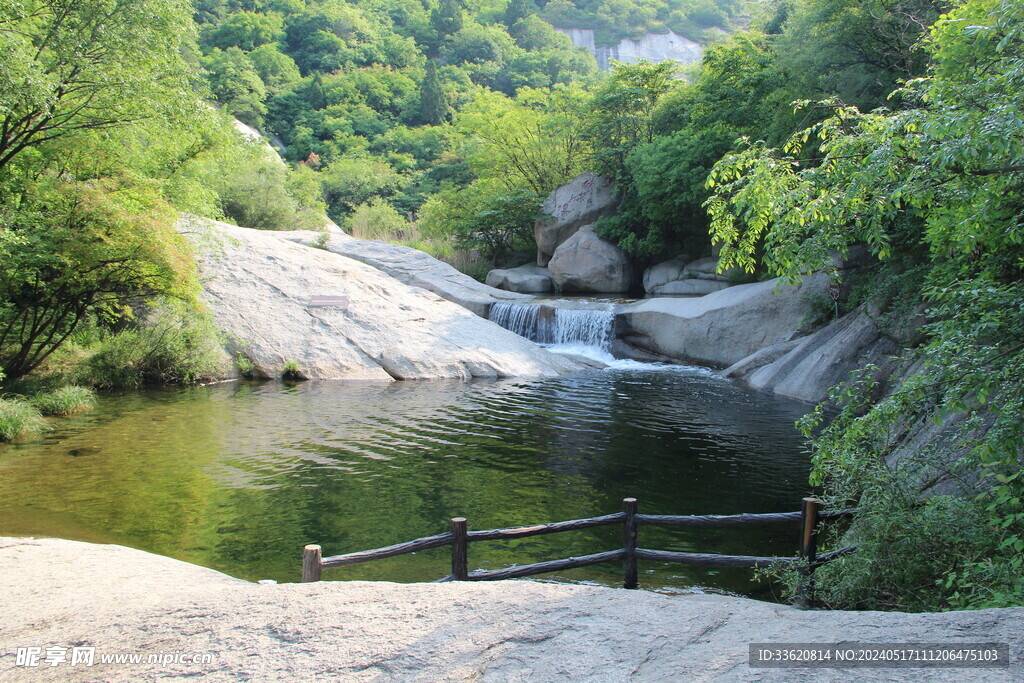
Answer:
top-left (0, 369), bottom-right (814, 596)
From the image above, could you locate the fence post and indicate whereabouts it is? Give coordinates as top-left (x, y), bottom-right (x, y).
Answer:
top-left (302, 544), bottom-right (322, 582)
top-left (623, 497), bottom-right (639, 589)
top-left (451, 517), bottom-right (469, 581)
top-left (796, 497), bottom-right (820, 607)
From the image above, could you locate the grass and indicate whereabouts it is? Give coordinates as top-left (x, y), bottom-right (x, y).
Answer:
top-left (0, 397), bottom-right (47, 442)
top-left (282, 360), bottom-right (302, 380)
top-left (31, 386), bottom-right (97, 416)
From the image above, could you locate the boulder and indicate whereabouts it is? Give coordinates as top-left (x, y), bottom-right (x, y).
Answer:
top-left (278, 228), bottom-right (529, 318)
top-left (485, 264), bottom-right (553, 294)
top-left (643, 255), bottom-right (744, 295)
top-left (618, 273), bottom-right (828, 367)
top-left (180, 217), bottom-right (585, 381)
top-left (655, 279), bottom-right (731, 296)
top-left (740, 312), bottom-right (900, 404)
top-left (535, 173), bottom-right (617, 267)
top-left (548, 225), bottom-right (633, 294)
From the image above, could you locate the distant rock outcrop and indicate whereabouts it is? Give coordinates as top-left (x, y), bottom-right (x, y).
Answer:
top-left (486, 263), bottom-right (554, 294)
top-left (535, 172), bottom-right (617, 267)
top-left (180, 217), bottom-right (584, 381)
top-left (548, 225), bottom-right (633, 294)
top-left (555, 28), bottom-right (702, 71)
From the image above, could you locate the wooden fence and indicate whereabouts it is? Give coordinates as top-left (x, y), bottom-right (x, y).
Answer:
top-left (301, 497), bottom-right (855, 600)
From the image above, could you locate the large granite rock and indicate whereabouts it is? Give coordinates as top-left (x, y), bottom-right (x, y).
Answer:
top-left (643, 256), bottom-right (741, 296)
top-left (619, 273), bottom-right (828, 367)
top-left (180, 217), bottom-right (584, 381)
top-left (548, 225), bottom-right (633, 294)
top-left (485, 264), bottom-right (553, 294)
top-left (535, 173), bottom-right (617, 267)
top-left (279, 228), bottom-right (528, 318)
top-left (725, 312), bottom-right (900, 404)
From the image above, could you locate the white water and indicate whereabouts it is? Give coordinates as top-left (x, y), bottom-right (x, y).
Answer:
top-left (489, 301), bottom-right (707, 371)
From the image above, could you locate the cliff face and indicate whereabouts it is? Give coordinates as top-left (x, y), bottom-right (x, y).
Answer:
top-left (555, 28), bottom-right (702, 70)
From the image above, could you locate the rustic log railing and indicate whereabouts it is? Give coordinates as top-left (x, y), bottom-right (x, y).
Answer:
top-left (301, 497), bottom-right (855, 601)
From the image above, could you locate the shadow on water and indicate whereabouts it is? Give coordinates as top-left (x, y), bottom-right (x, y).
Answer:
top-left (0, 368), bottom-right (814, 598)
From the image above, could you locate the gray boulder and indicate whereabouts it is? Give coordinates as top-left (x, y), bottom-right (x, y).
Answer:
top-left (643, 255), bottom-right (743, 295)
top-left (278, 228), bottom-right (528, 318)
top-left (485, 264), bottom-right (553, 294)
top-left (180, 217), bottom-right (584, 381)
top-left (619, 273), bottom-right (828, 367)
top-left (739, 312), bottom-right (900, 403)
top-left (655, 279), bottom-right (731, 296)
top-left (535, 173), bottom-right (617, 267)
top-left (548, 225), bottom-right (633, 294)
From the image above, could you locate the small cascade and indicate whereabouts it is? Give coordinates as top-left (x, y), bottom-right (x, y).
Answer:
top-left (488, 302), bottom-right (615, 352)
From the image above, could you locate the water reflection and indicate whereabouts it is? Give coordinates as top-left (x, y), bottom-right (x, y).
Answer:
top-left (0, 368), bottom-right (813, 597)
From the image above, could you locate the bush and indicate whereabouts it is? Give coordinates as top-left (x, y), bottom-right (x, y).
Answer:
top-left (77, 306), bottom-right (225, 389)
top-left (282, 360), bottom-right (302, 379)
top-left (30, 386), bottom-right (97, 416)
top-left (0, 398), bottom-right (46, 442)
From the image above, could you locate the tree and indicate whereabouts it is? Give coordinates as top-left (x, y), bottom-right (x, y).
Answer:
top-left (503, 0), bottom-right (536, 26)
top-left (706, 0), bottom-right (1024, 610)
top-left (458, 86), bottom-right (588, 195)
top-left (418, 60), bottom-right (450, 125)
top-left (430, 0), bottom-right (463, 37)
top-left (0, 0), bottom-right (197, 176)
top-left (0, 177), bottom-right (195, 381)
top-left (582, 60), bottom-right (678, 179)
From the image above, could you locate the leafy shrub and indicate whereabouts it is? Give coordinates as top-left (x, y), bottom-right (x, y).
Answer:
top-left (30, 386), bottom-right (97, 416)
top-left (282, 360), bottom-right (302, 379)
top-left (0, 398), bottom-right (46, 442)
top-left (78, 307), bottom-right (225, 389)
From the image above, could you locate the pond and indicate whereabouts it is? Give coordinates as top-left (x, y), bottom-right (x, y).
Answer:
top-left (0, 365), bottom-right (814, 598)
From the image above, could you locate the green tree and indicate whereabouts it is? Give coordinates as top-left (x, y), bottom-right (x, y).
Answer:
top-left (707, 0), bottom-right (1024, 610)
top-left (418, 60), bottom-right (450, 125)
top-left (430, 0), bottom-right (464, 37)
top-left (0, 0), bottom-right (197, 175)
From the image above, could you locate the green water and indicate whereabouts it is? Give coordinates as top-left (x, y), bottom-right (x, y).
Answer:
top-left (0, 367), bottom-right (814, 596)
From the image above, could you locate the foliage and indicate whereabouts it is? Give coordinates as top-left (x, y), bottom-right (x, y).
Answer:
top-left (0, 396), bottom-right (46, 442)
top-left (0, 0), bottom-right (198, 175)
top-left (0, 176), bottom-right (197, 383)
top-left (418, 60), bottom-right (450, 126)
top-left (346, 197), bottom-right (410, 240)
top-left (30, 386), bottom-right (97, 417)
top-left (77, 305), bottom-right (225, 389)
top-left (708, 0), bottom-right (1024, 610)
top-left (282, 359), bottom-right (302, 379)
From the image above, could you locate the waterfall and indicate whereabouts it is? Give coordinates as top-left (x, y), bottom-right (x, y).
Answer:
top-left (488, 302), bottom-right (615, 352)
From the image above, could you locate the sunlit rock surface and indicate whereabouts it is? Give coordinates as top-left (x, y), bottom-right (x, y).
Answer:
top-left (179, 217), bottom-right (584, 380)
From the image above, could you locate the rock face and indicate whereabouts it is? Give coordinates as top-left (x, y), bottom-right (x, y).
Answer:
top-left (619, 273), bottom-right (828, 367)
top-left (180, 217), bottom-right (583, 381)
top-left (555, 28), bottom-right (703, 71)
top-left (723, 312), bottom-right (900, 404)
top-left (548, 225), bottom-right (633, 293)
top-left (535, 173), bottom-right (617, 267)
top-left (485, 263), bottom-right (553, 294)
top-left (278, 228), bottom-right (529, 318)
top-left (643, 255), bottom-right (741, 296)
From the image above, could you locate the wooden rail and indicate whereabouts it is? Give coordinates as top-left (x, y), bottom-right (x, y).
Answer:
top-left (302, 497), bottom-right (855, 603)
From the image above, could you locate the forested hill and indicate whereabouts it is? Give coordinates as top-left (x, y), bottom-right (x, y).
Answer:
top-left (192, 0), bottom-right (746, 243)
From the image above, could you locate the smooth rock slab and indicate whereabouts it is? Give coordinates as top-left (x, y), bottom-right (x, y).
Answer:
top-left (180, 217), bottom-right (582, 381)
top-left (278, 228), bottom-right (528, 318)
top-left (1, 537), bottom-right (1021, 682)
top-left (620, 273), bottom-right (828, 367)
top-left (485, 263), bottom-right (554, 294)
top-left (548, 225), bottom-right (633, 294)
